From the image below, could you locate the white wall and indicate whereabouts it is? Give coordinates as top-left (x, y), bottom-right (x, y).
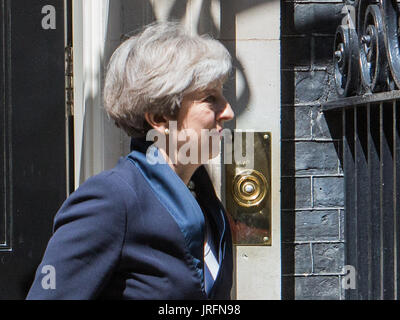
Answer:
top-left (228, 0), bottom-right (281, 300)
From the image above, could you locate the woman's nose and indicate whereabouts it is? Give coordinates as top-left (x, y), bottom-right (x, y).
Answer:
top-left (218, 99), bottom-right (235, 122)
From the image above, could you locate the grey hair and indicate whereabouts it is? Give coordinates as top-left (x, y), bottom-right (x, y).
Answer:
top-left (103, 21), bottom-right (232, 137)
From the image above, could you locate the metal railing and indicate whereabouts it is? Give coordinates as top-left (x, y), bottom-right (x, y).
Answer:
top-left (324, 92), bottom-right (400, 300)
top-left (323, 0), bottom-right (400, 299)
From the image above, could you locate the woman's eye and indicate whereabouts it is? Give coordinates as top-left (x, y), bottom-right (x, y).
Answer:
top-left (203, 95), bottom-right (217, 103)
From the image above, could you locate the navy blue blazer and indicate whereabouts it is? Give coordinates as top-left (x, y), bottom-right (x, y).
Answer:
top-left (26, 139), bottom-right (233, 300)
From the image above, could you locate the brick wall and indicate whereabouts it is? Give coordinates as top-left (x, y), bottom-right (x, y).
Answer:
top-left (281, 0), bottom-right (346, 299)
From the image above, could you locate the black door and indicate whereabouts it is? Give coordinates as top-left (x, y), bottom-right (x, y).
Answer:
top-left (0, 0), bottom-right (70, 299)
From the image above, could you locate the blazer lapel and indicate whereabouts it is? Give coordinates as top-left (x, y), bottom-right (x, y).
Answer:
top-left (191, 166), bottom-right (227, 264)
top-left (128, 139), bottom-right (206, 285)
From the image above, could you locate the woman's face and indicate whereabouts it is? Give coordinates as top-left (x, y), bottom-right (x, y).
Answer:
top-left (174, 84), bottom-right (234, 163)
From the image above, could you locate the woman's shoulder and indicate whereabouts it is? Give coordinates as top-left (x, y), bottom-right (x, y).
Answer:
top-left (73, 156), bottom-right (141, 199)
top-left (56, 156), bottom-right (144, 224)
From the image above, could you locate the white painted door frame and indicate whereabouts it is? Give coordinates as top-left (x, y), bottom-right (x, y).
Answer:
top-left (232, 1), bottom-right (281, 299)
top-left (72, 0), bottom-right (130, 188)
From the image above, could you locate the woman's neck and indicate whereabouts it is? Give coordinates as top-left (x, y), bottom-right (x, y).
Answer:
top-left (158, 148), bottom-right (200, 185)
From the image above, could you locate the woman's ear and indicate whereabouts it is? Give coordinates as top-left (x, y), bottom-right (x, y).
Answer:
top-left (144, 112), bottom-right (170, 134)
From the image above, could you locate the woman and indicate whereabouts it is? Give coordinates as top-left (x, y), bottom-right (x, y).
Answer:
top-left (26, 21), bottom-right (234, 300)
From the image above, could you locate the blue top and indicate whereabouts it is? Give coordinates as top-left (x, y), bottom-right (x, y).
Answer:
top-left (26, 138), bottom-right (233, 300)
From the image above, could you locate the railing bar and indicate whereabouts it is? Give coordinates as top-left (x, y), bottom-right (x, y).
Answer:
top-left (393, 100), bottom-right (398, 299)
top-left (366, 103), bottom-right (372, 299)
top-left (369, 103), bottom-right (381, 300)
top-left (394, 98), bottom-right (400, 300)
top-left (380, 101), bottom-right (395, 299)
top-left (354, 106), bottom-right (359, 299)
top-left (344, 107), bottom-right (357, 299)
top-left (355, 105), bottom-right (369, 299)
top-left (394, 97), bottom-right (400, 299)
top-left (323, 91), bottom-right (400, 111)
top-left (380, 101), bottom-right (384, 300)
top-left (380, 102), bottom-right (393, 299)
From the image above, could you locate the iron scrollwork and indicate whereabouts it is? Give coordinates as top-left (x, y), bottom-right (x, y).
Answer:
top-left (334, 0), bottom-right (400, 97)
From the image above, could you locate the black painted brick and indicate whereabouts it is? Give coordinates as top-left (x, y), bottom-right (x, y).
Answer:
top-left (281, 210), bottom-right (340, 242)
top-left (311, 106), bottom-right (343, 140)
top-left (282, 36), bottom-right (311, 68)
top-left (281, 106), bottom-right (312, 140)
top-left (312, 243), bottom-right (345, 274)
top-left (282, 2), bottom-right (344, 36)
top-left (313, 177), bottom-right (344, 207)
top-left (281, 70), bottom-right (296, 105)
top-left (339, 209), bottom-right (345, 241)
top-left (281, 177), bottom-right (312, 209)
top-left (289, 276), bottom-right (341, 300)
top-left (295, 70), bottom-right (329, 104)
top-left (313, 35), bottom-right (335, 66)
top-left (282, 141), bottom-right (340, 176)
top-left (282, 243), bottom-right (312, 275)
